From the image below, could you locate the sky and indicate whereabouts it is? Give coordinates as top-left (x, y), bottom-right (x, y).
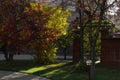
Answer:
top-left (107, 0), bottom-right (119, 15)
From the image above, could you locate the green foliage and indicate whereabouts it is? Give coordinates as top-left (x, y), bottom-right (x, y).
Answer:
top-left (45, 44), bottom-right (57, 63)
top-left (56, 31), bottom-right (73, 48)
top-left (70, 20), bottom-right (115, 55)
top-left (84, 27), bottom-right (101, 55)
top-left (83, 20), bottom-right (115, 55)
top-left (84, 20), bottom-right (114, 28)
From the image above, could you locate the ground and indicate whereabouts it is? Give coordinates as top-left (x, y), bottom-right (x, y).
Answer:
top-left (0, 60), bottom-right (120, 80)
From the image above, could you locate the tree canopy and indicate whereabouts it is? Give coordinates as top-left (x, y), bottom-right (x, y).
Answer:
top-left (0, 1), bottom-right (70, 64)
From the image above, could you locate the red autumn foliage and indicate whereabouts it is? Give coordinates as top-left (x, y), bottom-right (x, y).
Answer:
top-left (0, 2), bottom-right (60, 56)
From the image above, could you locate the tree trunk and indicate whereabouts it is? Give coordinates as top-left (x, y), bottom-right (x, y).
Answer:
top-left (64, 48), bottom-right (67, 60)
top-left (8, 53), bottom-right (14, 62)
top-left (3, 50), bottom-right (9, 61)
top-left (78, 0), bottom-right (84, 63)
top-left (90, 42), bottom-right (96, 80)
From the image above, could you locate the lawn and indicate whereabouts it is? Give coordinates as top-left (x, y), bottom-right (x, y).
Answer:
top-left (0, 60), bottom-right (120, 80)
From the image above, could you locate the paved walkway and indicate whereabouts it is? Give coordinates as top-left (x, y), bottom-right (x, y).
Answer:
top-left (0, 54), bottom-right (72, 60)
top-left (0, 70), bottom-right (50, 80)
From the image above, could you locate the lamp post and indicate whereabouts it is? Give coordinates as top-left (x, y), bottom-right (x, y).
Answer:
top-left (86, 60), bottom-right (92, 80)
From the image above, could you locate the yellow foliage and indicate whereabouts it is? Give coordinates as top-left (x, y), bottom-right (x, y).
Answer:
top-left (46, 7), bottom-right (70, 35)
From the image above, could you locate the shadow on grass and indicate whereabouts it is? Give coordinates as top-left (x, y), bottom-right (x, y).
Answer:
top-left (0, 60), bottom-right (36, 71)
top-left (30, 62), bottom-right (88, 80)
top-left (0, 60), bottom-right (88, 80)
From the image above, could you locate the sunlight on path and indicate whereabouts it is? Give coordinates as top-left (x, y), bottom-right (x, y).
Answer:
top-left (0, 71), bottom-right (50, 80)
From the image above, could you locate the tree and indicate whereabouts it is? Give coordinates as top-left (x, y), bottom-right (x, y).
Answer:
top-left (78, 0), bottom-right (118, 79)
top-left (67, 0), bottom-right (118, 79)
top-left (110, 0), bottom-right (120, 27)
top-left (0, 1), bottom-right (70, 64)
top-left (0, 0), bottom-right (28, 61)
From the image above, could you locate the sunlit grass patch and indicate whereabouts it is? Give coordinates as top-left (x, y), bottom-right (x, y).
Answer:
top-left (20, 62), bottom-right (67, 74)
top-left (0, 60), bottom-right (120, 80)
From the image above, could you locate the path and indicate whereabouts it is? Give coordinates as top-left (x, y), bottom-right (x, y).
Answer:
top-left (0, 53), bottom-right (72, 60)
top-left (0, 70), bottom-right (50, 80)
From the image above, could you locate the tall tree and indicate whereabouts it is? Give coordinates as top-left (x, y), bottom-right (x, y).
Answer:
top-left (0, 1), bottom-right (70, 64)
top-left (68, 0), bottom-right (118, 79)
top-left (81, 0), bottom-right (118, 79)
top-left (0, 0), bottom-right (29, 61)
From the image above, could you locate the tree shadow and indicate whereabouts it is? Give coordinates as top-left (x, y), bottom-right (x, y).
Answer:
top-left (0, 60), bottom-right (36, 71)
top-left (31, 62), bottom-right (88, 80)
top-left (0, 60), bottom-right (88, 80)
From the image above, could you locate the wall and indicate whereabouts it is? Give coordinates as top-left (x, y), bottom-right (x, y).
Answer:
top-left (101, 29), bottom-right (120, 67)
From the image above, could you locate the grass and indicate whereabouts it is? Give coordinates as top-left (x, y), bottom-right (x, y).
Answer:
top-left (0, 60), bottom-right (88, 80)
top-left (0, 60), bottom-right (120, 80)
top-left (95, 64), bottom-right (120, 80)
